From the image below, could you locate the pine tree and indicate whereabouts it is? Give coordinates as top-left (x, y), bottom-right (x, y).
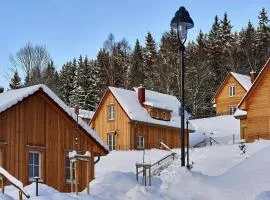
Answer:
top-left (128, 39), bottom-right (145, 88)
top-left (144, 32), bottom-right (158, 89)
top-left (257, 8), bottom-right (270, 69)
top-left (41, 61), bottom-right (60, 94)
top-left (9, 70), bottom-right (22, 89)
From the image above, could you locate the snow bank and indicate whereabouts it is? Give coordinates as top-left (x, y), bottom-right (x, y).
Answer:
top-left (0, 193), bottom-right (14, 200)
top-left (190, 115), bottom-right (240, 145)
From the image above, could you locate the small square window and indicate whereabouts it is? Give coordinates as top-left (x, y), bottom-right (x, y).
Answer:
top-left (162, 112), bottom-right (166, 120)
top-left (137, 136), bottom-right (144, 149)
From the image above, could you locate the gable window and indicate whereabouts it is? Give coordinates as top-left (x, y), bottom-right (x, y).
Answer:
top-left (137, 136), bottom-right (145, 149)
top-left (108, 132), bottom-right (116, 151)
top-left (107, 104), bottom-right (115, 120)
top-left (28, 151), bottom-right (41, 181)
top-left (229, 107), bottom-right (237, 115)
top-left (229, 85), bottom-right (236, 97)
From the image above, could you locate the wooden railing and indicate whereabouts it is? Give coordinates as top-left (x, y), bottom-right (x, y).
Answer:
top-left (0, 167), bottom-right (30, 199)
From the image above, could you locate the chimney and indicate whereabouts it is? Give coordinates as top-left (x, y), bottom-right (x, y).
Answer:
top-left (137, 85), bottom-right (145, 106)
top-left (0, 87), bottom-right (4, 94)
top-left (250, 71), bottom-right (257, 84)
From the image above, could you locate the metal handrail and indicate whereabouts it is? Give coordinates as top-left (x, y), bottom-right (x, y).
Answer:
top-left (137, 152), bottom-right (176, 175)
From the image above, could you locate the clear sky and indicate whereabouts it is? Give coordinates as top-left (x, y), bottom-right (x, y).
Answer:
top-left (0, 0), bottom-right (269, 88)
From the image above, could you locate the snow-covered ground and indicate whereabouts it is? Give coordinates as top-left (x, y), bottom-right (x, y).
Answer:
top-left (3, 140), bottom-right (270, 200)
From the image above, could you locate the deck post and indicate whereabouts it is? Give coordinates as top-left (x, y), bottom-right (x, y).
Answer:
top-left (19, 190), bottom-right (22, 200)
top-left (149, 167), bottom-right (151, 186)
top-left (86, 161), bottom-right (90, 194)
top-left (75, 162), bottom-right (78, 195)
top-left (70, 161), bottom-right (73, 193)
top-left (136, 165), bottom-right (138, 182)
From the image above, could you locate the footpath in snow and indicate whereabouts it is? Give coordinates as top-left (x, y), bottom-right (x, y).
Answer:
top-left (3, 141), bottom-right (270, 200)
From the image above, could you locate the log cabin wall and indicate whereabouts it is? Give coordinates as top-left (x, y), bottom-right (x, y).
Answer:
top-left (90, 91), bottom-right (132, 150)
top-left (241, 66), bottom-right (270, 142)
top-left (0, 91), bottom-right (106, 192)
top-left (215, 75), bottom-right (247, 115)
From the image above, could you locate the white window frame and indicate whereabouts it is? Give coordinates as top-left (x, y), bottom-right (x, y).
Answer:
top-left (137, 136), bottom-right (145, 149)
top-left (28, 151), bottom-right (41, 181)
top-left (108, 132), bottom-right (116, 151)
top-left (229, 85), bottom-right (236, 97)
top-left (229, 107), bottom-right (237, 115)
top-left (108, 104), bottom-right (115, 120)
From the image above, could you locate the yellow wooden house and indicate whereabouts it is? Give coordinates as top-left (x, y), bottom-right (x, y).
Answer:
top-left (213, 72), bottom-right (253, 115)
top-left (90, 86), bottom-right (190, 151)
top-left (235, 58), bottom-right (270, 141)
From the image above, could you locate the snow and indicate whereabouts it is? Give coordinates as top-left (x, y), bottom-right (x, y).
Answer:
top-left (190, 115), bottom-right (240, 145)
top-left (4, 141), bottom-right (270, 199)
top-left (231, 72), bottom-right (252, 91)
top-left (0, 85), bottom-right (108, 151)
top-left (109, 87), bottom-right (190, 129)
top-left (69, 107), bottom-right (94, 120)
top-left (0, 167), bottom-right (29, 198)
top-left (234, 108), bottom-right (247, 118)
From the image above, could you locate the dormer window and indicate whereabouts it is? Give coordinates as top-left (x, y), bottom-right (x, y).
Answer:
top-left (107, 104), bottom-right (115, 120)
top-left (152, 110), bottom-right (158, 118)
top-left (229, 85), bottom-right (236, 97)
top-left (162, 112), bottom-right (166, 120)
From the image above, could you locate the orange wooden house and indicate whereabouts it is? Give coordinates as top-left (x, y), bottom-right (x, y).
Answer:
top-left (0, 84), bottom-right (108, 192)
top-left (234, 58), bottom-right (270, 141)
top-left (212, 72), bottom-right (253, 115)
top-left (90, 86), bottom-right (190, 151)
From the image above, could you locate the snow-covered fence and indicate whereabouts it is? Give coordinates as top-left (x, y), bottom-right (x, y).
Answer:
top-left (0, 167), bottom-right (30, 199)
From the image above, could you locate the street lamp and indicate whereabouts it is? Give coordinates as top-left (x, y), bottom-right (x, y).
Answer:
top-left (170, 7), bottom-right (194, 167)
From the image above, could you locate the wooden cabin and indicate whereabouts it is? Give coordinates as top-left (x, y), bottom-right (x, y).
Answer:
top-left (0, 85), bottom-right (108, 192)
top-left (213, 72), bottom-right (252, 115)
top-left (235, 58), bottom-right (270, 142)
top-left (90, 86), bottom-right (191, 151)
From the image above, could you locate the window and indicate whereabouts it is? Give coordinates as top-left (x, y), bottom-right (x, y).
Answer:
top-left (137, 136), bottom-right (144, 149)
top-left (162, 112), bottom-right (166, 120)
top-left (152, 110), bottom-right (158, 118)
top-left (28, 151), bottom-right (41, 180)
top-left (66, 155), bottom-right (75, 183)
top-left (229, 107), bottom-right (237, 115)
top-left (107, 104), bottom-right (115, 120)
top-left (108, 132), bottom-right (116, 151)
top-left (229, 85), bottom-right (236, 97)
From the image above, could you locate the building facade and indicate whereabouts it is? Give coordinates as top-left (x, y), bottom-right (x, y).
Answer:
top-left (0, 85), bottom-right (108, 192)
top-left (90, 86), bottom-right (190, 151)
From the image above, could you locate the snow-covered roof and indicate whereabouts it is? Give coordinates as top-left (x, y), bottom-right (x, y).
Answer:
top-left (230, 72), bottom-right (252, 91)
top-left (0, 85), bottom-right (108, 152)
top-left (68, 107), bottom-right (94, 119)
top-left (190, 115), bottom-right (240, 137)
top-left (109, 87), bottom-right (190, 129)
top-left (234, 109), bottom-right (247, 118)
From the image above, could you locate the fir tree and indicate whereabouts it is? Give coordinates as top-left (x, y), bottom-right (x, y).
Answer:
top-left (9, 70), bottom-right (22, 89)
top-left (129, 39), bottom-right (145, 88)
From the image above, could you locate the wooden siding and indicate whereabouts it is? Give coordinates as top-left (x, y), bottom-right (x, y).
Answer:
top-left (91, 90), bottom-right (185, 150)
top-left (239, 66), bottom-right (270, 142)
top-left (132, 123), bottom-right (181, 149)
top-left (215, 75), bottom-right (247, 115)
top-left (0, 91), bottom-right (106, 192)
top-left (90, 91), bottom-right (132, 150)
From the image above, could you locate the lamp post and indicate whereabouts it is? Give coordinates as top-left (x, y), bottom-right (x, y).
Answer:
top-left (170, 7), bottom-right (194, 167)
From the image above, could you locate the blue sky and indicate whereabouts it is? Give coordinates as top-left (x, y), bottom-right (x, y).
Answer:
top-left (0, 0), bottom-right (269, 88)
